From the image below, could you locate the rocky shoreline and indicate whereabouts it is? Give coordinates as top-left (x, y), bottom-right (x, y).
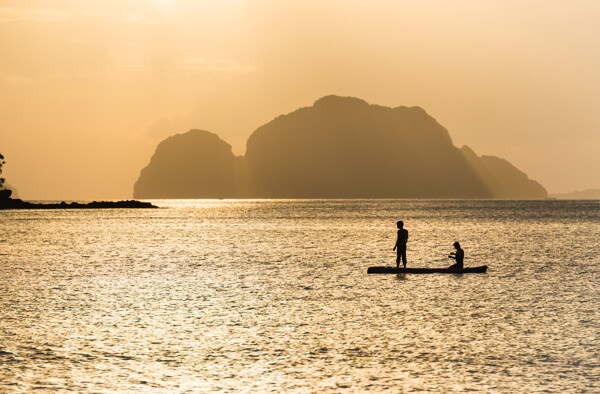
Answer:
top-left (0, 198), bottom-right (157, 210)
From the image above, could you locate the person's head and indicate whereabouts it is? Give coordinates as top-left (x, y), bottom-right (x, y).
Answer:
top-left (453, 241), bottom-right (461, 249)
top-left (397, 220), bottom-right (404, 229)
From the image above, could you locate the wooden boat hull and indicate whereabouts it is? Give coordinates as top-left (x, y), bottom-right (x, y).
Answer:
top-left (367, 266), bottom-right (488, 274)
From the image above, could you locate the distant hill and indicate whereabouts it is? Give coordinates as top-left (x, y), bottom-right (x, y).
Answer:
top-left (549, 189), bottom-right (600, 199)
top-left (134, 96), bottom-right (547, 199)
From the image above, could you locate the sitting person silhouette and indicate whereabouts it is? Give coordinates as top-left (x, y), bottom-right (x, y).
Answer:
top-left (393, 221), bottom-right (409, 268)
top-left (448, 241), bottom-right (464, 270)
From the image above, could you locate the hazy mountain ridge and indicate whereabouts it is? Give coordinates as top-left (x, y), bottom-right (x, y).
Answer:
top-left (549, 189), bottom-right (600, 200)
top-left (134, 96), bottom-right (547, 199)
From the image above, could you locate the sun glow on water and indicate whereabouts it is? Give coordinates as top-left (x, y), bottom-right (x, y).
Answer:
top-left (0, 200), bottom-right (598, 391)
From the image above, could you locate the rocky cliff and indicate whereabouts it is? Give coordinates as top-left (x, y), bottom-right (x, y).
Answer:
top-left (134, 96), bottom-right (547, 199)
top-left (245, 96), bottom-right (491, 198)
top-left (460, 146), bottom-right (547, 198)
top-left (134, 130), bottom-right (242, 198)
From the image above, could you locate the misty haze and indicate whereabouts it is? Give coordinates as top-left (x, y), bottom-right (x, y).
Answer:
top-left (1, 2), bottom-right (599, 393)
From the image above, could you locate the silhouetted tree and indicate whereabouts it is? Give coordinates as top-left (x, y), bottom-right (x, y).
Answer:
top-left (0, 153), bottom-right (5, 189)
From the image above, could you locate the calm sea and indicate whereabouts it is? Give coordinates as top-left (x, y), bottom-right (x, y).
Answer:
top-left (1, 200), bottom-right (599, 392)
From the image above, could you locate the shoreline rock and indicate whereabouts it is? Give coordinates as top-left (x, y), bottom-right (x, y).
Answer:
top-left (0, 198), bottom-right (157, 210)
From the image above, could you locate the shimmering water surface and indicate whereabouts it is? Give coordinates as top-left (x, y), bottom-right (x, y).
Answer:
top-left (1, 200), bottom-right (599, 392)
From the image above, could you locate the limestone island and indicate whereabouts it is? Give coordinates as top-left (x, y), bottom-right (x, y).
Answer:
top-left (134, 95), bottom-right (547, 199)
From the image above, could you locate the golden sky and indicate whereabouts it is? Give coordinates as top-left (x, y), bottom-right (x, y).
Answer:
top-left (1, 0), bottom-right (599, 199)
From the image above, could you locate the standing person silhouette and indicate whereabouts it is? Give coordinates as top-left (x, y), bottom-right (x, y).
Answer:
top-left (448, 242), bottom-right (464, 270)
top-left (393, 221), bottom-right (409, 268)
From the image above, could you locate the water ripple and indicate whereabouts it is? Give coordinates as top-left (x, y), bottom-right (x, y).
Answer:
top-left (0, 200), bottom-right (598, 391)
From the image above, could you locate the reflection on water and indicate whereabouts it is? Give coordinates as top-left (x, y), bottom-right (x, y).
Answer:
top-left (1, 200), bottom-right (599, 391)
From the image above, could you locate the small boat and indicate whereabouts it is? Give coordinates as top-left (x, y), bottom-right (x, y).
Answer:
top-left (367, 266), bottom-right (488, 274)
